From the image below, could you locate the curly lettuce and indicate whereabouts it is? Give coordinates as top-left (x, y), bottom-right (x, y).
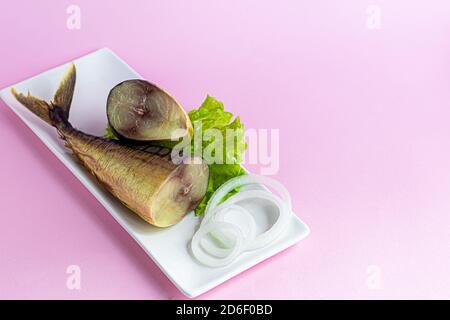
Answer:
top-left (187, 96), bottom-right (247, 214)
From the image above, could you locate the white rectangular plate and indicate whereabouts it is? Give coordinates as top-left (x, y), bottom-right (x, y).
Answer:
top-left (0, 48), bottom-right (310, 298)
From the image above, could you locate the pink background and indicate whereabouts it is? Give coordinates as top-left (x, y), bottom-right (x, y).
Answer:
top-left (1, 0), bottom-right (449, 299)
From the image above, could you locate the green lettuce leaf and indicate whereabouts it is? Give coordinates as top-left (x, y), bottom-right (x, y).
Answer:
top-left (189, 95), bottom-right (247, 165)
top-left (103, 125), bottom-right (119, 140)
top-left (188, 96), bottom-right (247, 215)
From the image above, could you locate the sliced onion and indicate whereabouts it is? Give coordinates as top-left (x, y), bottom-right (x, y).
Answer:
top-left (191, 221), bottom-right (244, 267)
top-left (191, 174), bottom-right (293, 268)
top-left (204, 174), bottom-right (292, 218)
top-left (220, 190), bottom-right (289, 250)
top-left (200, 204), bottom-right (256, 258)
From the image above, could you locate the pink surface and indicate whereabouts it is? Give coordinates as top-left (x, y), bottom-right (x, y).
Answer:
top-left (1, 0), bottom-right (449, 299)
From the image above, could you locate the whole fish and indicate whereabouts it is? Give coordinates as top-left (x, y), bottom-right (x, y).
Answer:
top-left (12, 64), bottom-right (209, 227)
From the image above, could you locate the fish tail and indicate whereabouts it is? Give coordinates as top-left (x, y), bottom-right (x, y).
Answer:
top-left (48, 106), bottom-right (73, 132)
top-left (52, 63), bottom-right (76, 118)
top-left (11, 87), bottom-right (53, 125)
top-left (11, 63), bottom-right (76, 127)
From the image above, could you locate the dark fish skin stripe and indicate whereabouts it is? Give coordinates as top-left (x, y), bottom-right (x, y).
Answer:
top-left (142, 145), bottom-right (161, 153)
top-left (158, 148), bottom-right (171, 156)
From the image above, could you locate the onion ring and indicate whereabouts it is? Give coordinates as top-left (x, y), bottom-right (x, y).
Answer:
top-left (191, 174), bottom-right (293, 268)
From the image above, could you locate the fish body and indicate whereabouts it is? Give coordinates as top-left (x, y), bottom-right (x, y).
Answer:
top-left (12, 64), bottom-right (209, 227)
